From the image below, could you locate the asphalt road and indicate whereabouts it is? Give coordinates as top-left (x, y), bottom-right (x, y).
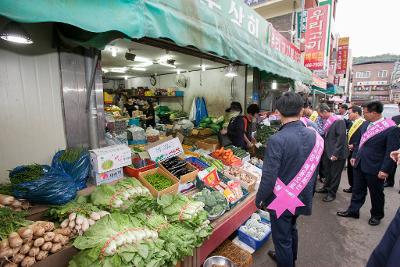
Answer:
top-left (253, 170), bottom-right (400, 267)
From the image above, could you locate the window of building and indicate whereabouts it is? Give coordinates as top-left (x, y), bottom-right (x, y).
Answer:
top-left (355, 71), bottom-right (371, 78)
top-left (378, 70), bottom-right (388, 77)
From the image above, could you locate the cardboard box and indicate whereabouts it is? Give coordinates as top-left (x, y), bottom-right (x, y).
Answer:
top-left (90, 167), bottom-right (124, 185)
top-left (196, 138), bottom-right (220, 152)
top-left (90, 144), bottom-right (131, 173)
top-left (159, 158), bottom-right (199, 183)
top-left (138, 168), bottom-right (179, 198)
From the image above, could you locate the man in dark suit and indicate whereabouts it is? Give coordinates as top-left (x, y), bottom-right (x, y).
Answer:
top-left (337, 101), bottom-right (400, 226)
top-left (343, 106), bottom-right (364, 193)
top-left (256, 92), bottom-right (323, 267)
top-left (385, 102), bottom-right (400, 188)
top-left (315, 104), bottom-right (349, 202)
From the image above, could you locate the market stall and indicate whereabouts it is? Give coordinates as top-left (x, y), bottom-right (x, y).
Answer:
top-left (0, 0), bottom-right (312, 266)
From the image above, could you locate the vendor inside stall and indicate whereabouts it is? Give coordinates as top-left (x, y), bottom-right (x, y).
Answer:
top-left (226, 102), bottom-right (247, 150)
top-left (124, 97), bottom-right (137, 117)
top-left (144, 100), bottom-right (156, 128)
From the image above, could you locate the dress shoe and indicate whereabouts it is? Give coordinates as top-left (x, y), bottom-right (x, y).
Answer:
top-left (323, 195), bottom-right (336, 202)
top-left (315, 188), bottom-right (328, 193)
top-left (268, 250), bottom-right (277, 262)
top-left (384, 182), bottom-right (394, 187)
top-left (368, 217), bottom-right (381, 226)
top-left (343, 187), bottom-right (352, 193)
top-left (337, 211), bottom-right (359, 219)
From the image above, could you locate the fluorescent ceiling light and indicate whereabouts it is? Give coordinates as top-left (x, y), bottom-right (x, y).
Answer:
top-left (272, 80), bottom-right (278, 90)
top-left (225, 64), bottom-right (238, 77)
top-left (201, 65), bottom-right (206, 72)
top-left (124, 76), bottom-right (128, 80)
top-left (0, 22), bottom-right (33, 44)
top-left (159, 54), bottom-right (173, 62)
top-left (177, 69), bottom-right (181, 74)
top-left (109, 67), bottom-right (127, 73)
top-left (134, 56), bottom-right (152, 63)
top-left (159, 62), bottom-right (176, 68)
top-left (133, 62), bottom-right (153, 68)
top-left (132, 67), bottom-right (146, 71)
top-left (102, 68), bottom-right (109, 73)
top-left (107, 46), bottom-right (118, 57)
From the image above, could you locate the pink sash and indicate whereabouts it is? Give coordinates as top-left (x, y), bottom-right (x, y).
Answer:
top-left (323, 115), bottom-right (341, 135)
top-left (267, 131), bottom-right (324, 218)
top-left (359, 119), bottom-right (396, 149)
top-left (300, 117), bottom-right (311, 126)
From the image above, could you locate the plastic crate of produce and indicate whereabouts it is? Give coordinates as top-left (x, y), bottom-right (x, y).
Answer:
top-left (128, 139), bottom-right (147, 145)
top-left (124, 158), bottom-right (156, 178)
top-left (185, 157), bottom-right (210, 171)
top-left (237, 217), bottom-right (271, 251)
top-left (175, 90), bottom-right (184, 96)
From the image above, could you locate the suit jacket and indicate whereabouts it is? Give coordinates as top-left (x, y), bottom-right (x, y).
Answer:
top-left (324, 119), bottom-right (349, 160)
top-left (256, 121), bottom-right (318, 216)
top-left (393, 115), bottom-right (400, 125)
top-left (352, 122), bottom-right (400, 175)
top-left (348, 120), bottom-right (364, 157)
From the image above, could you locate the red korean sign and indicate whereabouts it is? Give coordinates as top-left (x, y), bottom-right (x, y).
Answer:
top-left (336, 37), bottom-right (349, 74)
top-left (269, 26), bottom-right (301, 63)
top-left (304, 5), bottom-right (330, 70)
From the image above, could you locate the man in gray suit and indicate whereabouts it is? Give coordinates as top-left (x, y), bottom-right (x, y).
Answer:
top-left (316, 104), bottom-right (349, 202)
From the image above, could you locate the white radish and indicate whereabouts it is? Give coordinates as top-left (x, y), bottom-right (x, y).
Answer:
top-left (75, 215), bottom-right (84, 225)
top-left (90, 212), bottom-right (100, 221)
top-left (98, 211), bottom-right (109, 217)
top-left (68, 220), bottom-right (75, 228)
top-left (75, 224), bottom-right (81, 231)
top-left (68, 212), bottom-right (77, 221)
top-left (88, 219), bottom-right (95, 226)
top-left (81, 219), bottom-right (89, 232)
top-left (60, 219), bottom-right (69, 228)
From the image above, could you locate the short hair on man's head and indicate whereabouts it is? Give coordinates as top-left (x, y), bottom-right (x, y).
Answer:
top-left (303, 100), bottom-right (312, 109)
top-left (362, 101), bottom-right (384, 114)
top-left (247, 104), bottom-right (260, 115)
top-left (340, 103), bottom-right (349, 110)
top-left (317, 103), bottom-right (331, 113)
top-left (350, 105), bottom-right (362, 115)
top-left (275, 92), bottom-right (304, 117)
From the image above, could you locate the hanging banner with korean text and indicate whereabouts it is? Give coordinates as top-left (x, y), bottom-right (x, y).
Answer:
top-left (304, 5), bottom-right (330, 70)
top-left (269, 26), bottom-right (301, 63)
top-left (336, 37), bottom-right (349, 74)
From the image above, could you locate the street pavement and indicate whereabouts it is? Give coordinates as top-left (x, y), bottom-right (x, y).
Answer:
top-left (253, 170), bottom-right (400, 267)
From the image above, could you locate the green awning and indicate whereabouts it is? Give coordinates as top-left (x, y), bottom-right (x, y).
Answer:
top-left (0, 0), bottom-right (312, 83)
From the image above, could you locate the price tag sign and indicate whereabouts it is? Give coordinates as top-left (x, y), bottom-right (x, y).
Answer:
top-left (147, 137), bottom-right (184, 162)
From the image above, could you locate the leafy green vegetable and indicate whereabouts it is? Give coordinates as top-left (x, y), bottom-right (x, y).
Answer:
top-left (60, 148), bottom-right (86, 163)
top-left (9, 164), bottom-right (44, 185)
top-left (0, 207), bottom-right (31, 239)
top-left (0, 183), bottom-right (12, 195)
top-left (144, 173), bottom-right (174, 191)
top-left (90, 178), bottom-right (151, 210)
top-left (193, 189), bottom-right (228, 218)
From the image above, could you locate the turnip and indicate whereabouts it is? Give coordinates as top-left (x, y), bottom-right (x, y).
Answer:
top-left (68, 212), bottom-right (76, 221)
top-left (90, 212), bottom-right (100, 221)
top-left (81, 219), bottom-right (89, 232)
top-left (31, 226), bottom-right (45, 238)
top-left (60, 219), bottom-right (69, 228)
top-left (68, 220), bottom-right (75, 229)
top-left (0, 239), bottom-right (9, 249)
top-left (54, 228), bottom-right (71, 236)
top-left (88, 219), bottom-right (95, 226)
top-left (75, 215), bottom-right (84, 225)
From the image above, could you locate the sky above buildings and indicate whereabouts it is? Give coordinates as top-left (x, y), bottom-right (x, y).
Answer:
top-left (335, 0), bottom-right (400, 57)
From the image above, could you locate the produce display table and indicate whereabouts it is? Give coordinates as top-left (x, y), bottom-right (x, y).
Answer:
top-left (182, 192), bottom-right (257, 267)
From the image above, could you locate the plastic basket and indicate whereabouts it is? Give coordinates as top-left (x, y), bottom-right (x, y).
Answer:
top-left (185, 157), bottom-right (210, 171)
top-left (237, 218), bottom-right (271, 251)
top-left (128, 139), bottom-right (147, 145)
top-left (175, 90), bottom-right (184, 96)
top-left (124, 158), bottom-right (156, 178)
top-left (128, 118), bottom-right (140, 126)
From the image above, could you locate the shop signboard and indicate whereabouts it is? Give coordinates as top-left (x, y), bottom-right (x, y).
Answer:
top-left (312, 74), bottom-right (327, 90)
top-left (336, 37), bottom-right (349, 74)
top-left (269, 26), bottom-right (301, 63)
top-left (297, 10), bottom-right (308, 38)
top-left (304, 5), bottom-right (330, 70)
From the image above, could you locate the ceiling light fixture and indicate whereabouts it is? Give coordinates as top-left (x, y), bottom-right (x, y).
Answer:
top-left (132, 67), bottom-right (146, 71)
top-left (0, 22), bottom-right (33, 44)
top-left (124, 76), bottom-right (128, 80)
top-left (225, 64), bottom-right (238, 77)
top-left (177, 69), bottom-right (181, 74)
top-left (201, 64), bottom-right (206, 72)
top-left (108, 46), bottom-right (118, 57)
top-left (271, 80), bottom-right (278, 90)
top-left (159, 62), bottom-right (176, 68)
top-left (109, 67), bottom-right (127, 73)
top-left (102, 68), bottom-right (109, 73)
top-left (134, 62), bottom-right (153, 68)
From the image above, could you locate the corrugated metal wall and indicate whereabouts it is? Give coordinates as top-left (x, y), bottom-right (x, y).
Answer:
top-left (0, 48), bottom-right (66, 182)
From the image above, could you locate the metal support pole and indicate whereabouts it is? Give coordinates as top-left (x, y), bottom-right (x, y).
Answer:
top-left (84, 48), bottom-right (100, 149)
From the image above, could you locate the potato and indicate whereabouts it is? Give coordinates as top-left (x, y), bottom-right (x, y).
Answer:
top-left (41, 242), bottom-right (52, 251)
top-left (12, 253), bottom-right (25, 264)
top-left (54, 228), bottom-right (71, 236)
top-left (19, 242), bottom-right (32, 255)
top-left (8, 232), bottom-right (23, 248)
top-left (60, 235), bottom-right (69, 245)
top-left (32, 226), bottom-right (45, 238)
top-left (33, 238), bottom-right (45, 247)
top-left (50, 243), bottom-right (62, 254)
top-left (21, 256), bottom-right (36, 267)
top-left (18, 227), bottom-right (33, 239)
top-left (22, 235), bottom-right (33, 244)
top-left (44, 232), bottom-right (55, 242)
top-left (53, 234), bottom-right (63, 243)
top-left (36, 250), bottom-right (48, 261)
top-left (28, 247), bottom-right (40, 257)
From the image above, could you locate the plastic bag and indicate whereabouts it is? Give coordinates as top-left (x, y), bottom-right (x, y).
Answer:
top-left (11, 165), bottom-right (77, 205)
top-left (51, 149), bottom-right (91, 190)
top-left (127, 125), bottom-right (146, 142)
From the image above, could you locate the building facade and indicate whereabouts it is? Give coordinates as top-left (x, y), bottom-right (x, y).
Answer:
top-left (351, 61), bottom-right (395, 104)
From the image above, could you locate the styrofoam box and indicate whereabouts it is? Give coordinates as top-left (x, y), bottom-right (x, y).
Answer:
top-left (90, 167), bottom-right (124, 186)
top-left (90, 144), bottom-right (132, 173)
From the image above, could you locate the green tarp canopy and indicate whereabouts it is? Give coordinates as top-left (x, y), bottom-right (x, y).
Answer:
top-left (0, 0), bottom-right (312, 83)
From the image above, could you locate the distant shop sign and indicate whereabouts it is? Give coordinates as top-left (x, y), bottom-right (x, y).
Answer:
top-left (244, 0), bottom-right (269, 6)
top-left (269, 26), bottom-right (301, 63)
top-left (356, 81), bottom-right (388, 86)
